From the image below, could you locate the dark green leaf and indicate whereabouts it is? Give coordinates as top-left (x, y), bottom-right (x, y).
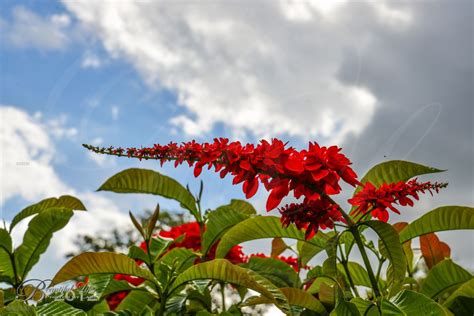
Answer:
top-left (51, 252), bottom-right (155, 286)
top-left (215, 216), bottom-right (328, 258)
top-left (15, 208), bottom-right (74, 280)
top-left (36, 301), bottom-right (86, 315)
top-left (240, 256), bottom-right (299, 288)
top-left (383, 290), bottom-right (449, 315)
top-left (421, 259), bottom-right (472, 299)
top-left (98, 168), bottom-right (198, 218)
top-left (9, 195), bottom-right (86, 232)
top-left (362, 221), bottom-right (406, 283)
top-left (399, 206), bottom-right (474, 243)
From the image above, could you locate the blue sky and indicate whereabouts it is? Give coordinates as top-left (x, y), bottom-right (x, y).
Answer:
top-left (1, 0), bottom-right (472, 279)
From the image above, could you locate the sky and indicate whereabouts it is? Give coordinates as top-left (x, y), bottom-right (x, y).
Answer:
top-left (0, 0), bottom-right (473, 282)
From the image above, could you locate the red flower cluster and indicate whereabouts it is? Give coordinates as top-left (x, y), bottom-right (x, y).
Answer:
top-left (141, 221), bottom-right (246, 264)
top-left (279, 198), bottom-right (343, 239)
top-left (348, 179), bottom-right (447, 222)
top-left (85, 139), bottom-right (358, 235)
top-left (247, 253), bottom-right (308, 272)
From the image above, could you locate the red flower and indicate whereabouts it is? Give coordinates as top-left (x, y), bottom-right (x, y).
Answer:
top-left (140, 221), bottom-right (247, 264)
top-left (348, 179), bottom-right (447, 222)
top-left (85, 139), bottom-right (359, 213)
top-left (278, 198), bottom-right (343, 239)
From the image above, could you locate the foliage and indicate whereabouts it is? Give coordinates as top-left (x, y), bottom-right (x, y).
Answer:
top-left (1, 139), bottom-right (473, 315)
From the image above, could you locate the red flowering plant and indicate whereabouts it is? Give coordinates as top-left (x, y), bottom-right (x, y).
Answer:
top-left (23, 138), bottom-right (471, 316)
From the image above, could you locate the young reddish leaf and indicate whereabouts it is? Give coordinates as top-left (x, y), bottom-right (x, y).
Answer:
top-left (271, 237), bottom-right (287, 258)
top-left (420, 233), bottom-right (451, 269)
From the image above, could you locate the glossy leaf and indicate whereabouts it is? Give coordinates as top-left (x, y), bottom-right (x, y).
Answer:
top-left (115, 290), bottom-right (156, 312)
top-left (240, 256), bottom-right (299, 288)
top-left (9, 195), bottom-right (86, 232)
top-left (337, 262), bottom-right (371, 288)
top-left (297, 231), bottom-right (333, 266)
top-left (2, 300), bottom-right (36, 315)
top-left (51, 252), bottom-right (155, 286)
top-left (217, 199), bottom-right (257, 215)
top-left (170, 259), bottom-right (290, 313)
top-left (0, 229), bottom-right (13, 280)
top-left (351, 298), bottom-right (379, 316)
top-left (421, 259), bottom-right (472, 299)
top-left (420, 233), bottom-right (451, 269)
top-left (98, 168), bottom-right (198, 218)
top-left (322, 234), bottom-right (339, 277)
top-left (399, 206), bottom-right (474, 243)
top-left (215, 216), bottom-right (328, 258)
top-left (362, 221), bottom-right (406, 282)
top-left (330, 288), bottom-right (360, 316)
top-left (383, 290), bottom-right (449, 315)
top-left (393, 222), bottom-right (414, 273)
top-left (36, 301), bottom-right (86, 315)
top-left (244, 288), bottom-right (327, 315)
top-left (15, 208), bottom-right (74, 280)
top-left (202, 206), bottom-right (250, 256)
top-left (444, 278), bottom-right (474, 308)
top-left (355, 160), bottom-right (443, 193)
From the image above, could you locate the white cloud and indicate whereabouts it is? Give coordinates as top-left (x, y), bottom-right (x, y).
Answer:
top-left (0, 106), bottom-right (70, 205)
top-left (3, 6), bottom-right (72, 50)
top-left (60, 1), bottom-right (416, 144)
top-left (81, 51), bottom-right (102, 68)
top-left (1, 106), bottom-right (127, 257)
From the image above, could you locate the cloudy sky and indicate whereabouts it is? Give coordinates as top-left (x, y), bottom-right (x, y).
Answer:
top-left (1, 0), bottom-right (473, 280)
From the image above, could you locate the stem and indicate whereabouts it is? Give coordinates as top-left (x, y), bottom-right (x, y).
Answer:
top-left (220, 282), bottom-right (226, 312)
top-left (351, 227), bottom-right (381, 298)
top-left (324, 196), bottom-right (381, 298)
top-left (338, 245), bottom-right (360, 297)
top-left (157, 294), bottom-right (167, 316)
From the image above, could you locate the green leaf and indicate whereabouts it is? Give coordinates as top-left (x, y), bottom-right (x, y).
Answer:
top-left (330, 288), bottom-right (360, 316)
top-left (170, 259), bottom-right (290, 313)
top-left (0, 228), bottom-right (14, 280)
top-left (36, 301), bottom-right (86, 315)
top-left (202, 206), bottom-right (250, 256)
top-left (362, 221), bottom-right (406, 283)
top-left (421, 259), bottom-right (472, 299)
top-left (399, 206), bottom-right (474, 243)
top-left (50, 252), bottom-right (155, 286)
top-left (383, 290), bottom-right (450, 315)
top-left (10, 195), bottom-right (86, 232)
top-left (350, 298), bottom-right (379, 316)
top-left (115, 290), bottom-right (156, 312)
top-left (244, 288), bottom-right (327, 315)
top-left (240, 256), bottom-right (299, 288)
top-left (322, 234), bottom-right (340, 277)
top-left (15, 208), bottom-right (74, 280)
top-left (98, 168), bottom-right (198, 218)
top-left (218, 199), bottom-right (257, 215)
top-left (157, 247), bottom-right (198, 273)
top-left (297, 231), bottom-right (333, 266)
top-left (337, 262), bottom-right (371, 288)
top-left (215, 216), bottom-right (328, 258)
top-left (444, 278), bottom-right (474, 308)
top-left (2, 300), bottom-right (36, 315)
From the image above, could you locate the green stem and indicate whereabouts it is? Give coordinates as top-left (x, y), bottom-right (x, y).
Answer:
top-left (335, 205), bottom-right (381, 299)
top-left (220, 282), bottom-right (226, 312)
top-left (351, 227), bottom-right (381, 298)
top-left (338, 245), bottom-right (360, 297)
